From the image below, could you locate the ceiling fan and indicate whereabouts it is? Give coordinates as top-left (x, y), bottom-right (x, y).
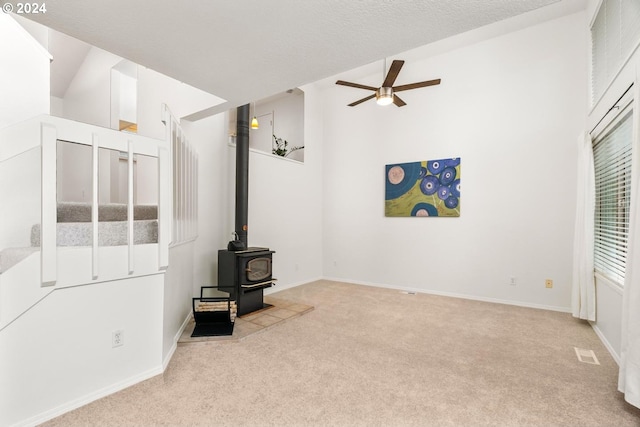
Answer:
top-left (336, 59), bottom-right (441, 107)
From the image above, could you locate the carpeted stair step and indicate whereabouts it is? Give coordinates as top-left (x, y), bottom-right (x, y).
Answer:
top-left (30, 220), bottom-right (158, 247)
top-left (57, 202), bottom-right (157, 223)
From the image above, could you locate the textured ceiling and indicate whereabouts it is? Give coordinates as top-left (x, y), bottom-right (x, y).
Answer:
top-left (28, 0), bottom-right (567, 114)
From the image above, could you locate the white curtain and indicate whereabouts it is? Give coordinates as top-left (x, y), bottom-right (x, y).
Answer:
top-left (571, 132), bottom-right (596, 321)
top-left (619, 73), bottom-right (640, 410)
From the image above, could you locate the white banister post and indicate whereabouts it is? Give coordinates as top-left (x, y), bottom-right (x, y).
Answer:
top-left (128, 140), bottom-right (134, 274)
top-left (158, 146), bottom-right (169, 269)
top-left (40, 123), bottom-right (57, 286)
top-left (91, 133), bottom-right (99, 279)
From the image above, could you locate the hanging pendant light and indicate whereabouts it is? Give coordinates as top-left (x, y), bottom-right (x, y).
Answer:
top-left (251, 102), bottom-right (259, 129)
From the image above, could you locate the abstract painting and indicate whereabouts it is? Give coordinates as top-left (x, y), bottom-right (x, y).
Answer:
top-left (385, 158), bottom-right (460, 217)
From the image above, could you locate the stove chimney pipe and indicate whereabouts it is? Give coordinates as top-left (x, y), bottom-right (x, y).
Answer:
top-left (235, 104), bottom-right (250, 247)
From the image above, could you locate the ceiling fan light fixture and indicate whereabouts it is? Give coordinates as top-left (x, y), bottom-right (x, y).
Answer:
top-left (376, 87), bottom-right (394, 106)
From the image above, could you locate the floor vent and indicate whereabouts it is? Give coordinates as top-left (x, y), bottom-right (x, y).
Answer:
top-left (400, 291), bottom-right (416, 295)
top-left (574, 347), bottom-right (600, 365)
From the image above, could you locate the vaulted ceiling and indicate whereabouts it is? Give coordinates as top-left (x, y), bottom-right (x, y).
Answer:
top-left (27, 0), bottom-right (582, 115)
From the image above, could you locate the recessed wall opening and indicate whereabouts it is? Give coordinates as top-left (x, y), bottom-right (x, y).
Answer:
top-left (110, 60), bottom-right (138, 133)
top-left (228, 88), bottom-right (305, 162)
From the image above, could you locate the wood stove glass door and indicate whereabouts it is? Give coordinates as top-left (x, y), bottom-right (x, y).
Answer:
top-left (246, 257), bottom-right (271, 282)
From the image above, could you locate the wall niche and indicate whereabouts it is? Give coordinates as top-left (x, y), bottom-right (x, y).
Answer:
top-left (229, 88), bottom-right (304, 162)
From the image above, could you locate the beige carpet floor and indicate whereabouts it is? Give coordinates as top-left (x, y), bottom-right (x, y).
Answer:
top-left (45, 280), bottom-right (640, 426)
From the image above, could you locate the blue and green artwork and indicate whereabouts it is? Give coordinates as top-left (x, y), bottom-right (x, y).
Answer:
top-left (385, 158), bottom-right (460, 217)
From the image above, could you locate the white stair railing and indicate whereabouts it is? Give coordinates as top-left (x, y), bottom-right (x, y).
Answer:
top-left (162, 104), bottom-right (198, 247)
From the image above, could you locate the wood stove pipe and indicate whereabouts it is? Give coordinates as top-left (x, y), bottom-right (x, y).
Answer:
top-left (235, 104), bottom-right (250, 247)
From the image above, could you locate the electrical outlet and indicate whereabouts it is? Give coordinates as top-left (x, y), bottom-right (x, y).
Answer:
top-left (510, 277), bottom-right (517, 286)
top-left (545, 279), bottom-right (553, 288)
top-left (112, 330), bottom-right (124, 348)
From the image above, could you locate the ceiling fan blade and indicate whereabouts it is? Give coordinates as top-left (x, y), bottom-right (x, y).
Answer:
top-left (393, 79), bottom-right (441, 92)
top-left (348, 94), bottom-right (376, 107)
top-left (382, 60), bottom-right (405, 88)
top-left (393, 95), bottom-right (406, 107)
top-left (336, 80), bottom-right (378, 91)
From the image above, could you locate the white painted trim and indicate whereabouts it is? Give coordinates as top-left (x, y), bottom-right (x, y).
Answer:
top-left (127, 140), bottom-right (134, 274)
top-left (589, 26), bottom-right (640, 114)
top-left (91, 134), bottom-right (99, 279)
top-left (16, 365), bottom-right (163, 427)
top-left (171, 117), bottom-right (176, 244)
top-left (158, 146), bottom-right (169, 269)
top-left (40, 123), bottom-right (56, 286)
top-left (321, 276), bottom-right (572, 314)
top-left (180, 127), bottom-right (185, 241)
top-left (162, 312), bottom-right (192, 372)
top-left (227, 140), bottom-right (305, 165)
top-left (590, 321), bottom-right (621, 365)
top-left (594, 271), bottom-right (624, 296)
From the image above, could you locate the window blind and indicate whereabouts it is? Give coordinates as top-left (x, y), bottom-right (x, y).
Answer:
top-left (591, 0), bottom-right (640, 104)
top-left (593, 110), bottom-right (632, 285)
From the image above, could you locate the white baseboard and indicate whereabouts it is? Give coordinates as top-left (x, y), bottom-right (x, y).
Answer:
top-left (18, 366), bottom-right (163, 427)
top-left (321, 276), bottom-right (572, 314)
top-left (162, 312), bottom-right (192, 372)
top-left (590, 322), bottom-right (620, 365)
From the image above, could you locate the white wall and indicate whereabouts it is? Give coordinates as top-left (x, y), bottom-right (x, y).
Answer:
top-left (322, 12), bottom-right (587, 311)
top-left (50, 96), bottom-right (64, 117)
top-left (62, 47), bottom-right (122, 128)
top-left (182, 113), bottom-right (230, 291)
top-left (0, 14), bottom-right (50, 129)
top-left (137, 67), bottom-right (224, 140)
top-left (0, 148), bottom-right (41, 249)
top-left (0, 274), bottom-right (164, 427)
top-left (119, 73), bottom-right (138, 124)
top-left (162, 242), bottom-right (195, 364)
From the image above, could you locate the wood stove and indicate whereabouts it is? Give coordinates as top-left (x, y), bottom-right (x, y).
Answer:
top-left (218, 247), bottom-right (275, 316)
top-left (217, 103), bottom-right (276, 317)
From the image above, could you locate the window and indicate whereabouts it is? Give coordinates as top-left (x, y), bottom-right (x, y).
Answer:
top-left (591, 0), bottom-right (640, 104)
top-left (593, 108), bottom-right (632, 285)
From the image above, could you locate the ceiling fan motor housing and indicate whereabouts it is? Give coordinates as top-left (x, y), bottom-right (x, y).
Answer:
top-left (376, 87), bottom-right (394, 105)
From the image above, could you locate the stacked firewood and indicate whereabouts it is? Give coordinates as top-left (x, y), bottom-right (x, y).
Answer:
top-left (195, 300), bottom-right (237, 321)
